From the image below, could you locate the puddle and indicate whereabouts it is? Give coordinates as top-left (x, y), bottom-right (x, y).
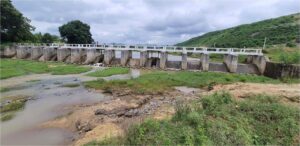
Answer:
top-left (174, 86), bottom-right (202, 94)
top-left (0, 67), bottom-right (140, 145)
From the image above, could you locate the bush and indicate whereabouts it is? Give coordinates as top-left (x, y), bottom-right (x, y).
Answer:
top-left (279, 52), bottom-right (300, 64)
top-left (286, 42), bottom-right (296, 47)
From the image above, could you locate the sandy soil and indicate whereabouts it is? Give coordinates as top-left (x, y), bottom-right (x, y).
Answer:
top-left (210, 83), bottom-right (300, 106)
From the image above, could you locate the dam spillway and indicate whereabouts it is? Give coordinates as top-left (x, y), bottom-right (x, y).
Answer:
top-left (1, 43), bottom-right (269, 74)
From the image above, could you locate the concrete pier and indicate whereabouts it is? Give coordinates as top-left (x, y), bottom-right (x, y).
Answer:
top-left (252, 55), bottom-right (269, 74)
top-left (121, 50), bottom-right (132, 66)
top-left (200, 53), bottom-right (209, 71)
top-left (57, 48), bottom-right (71, 62)
top-left (43, 47), bottom-right (57, 61)
top-left (70, 48), bottom-right (84, 64)
top-left (31, 47), bottom-right (44, 60)
top-left (224, 54), bottom-right (238, 73)
top-left (85, 49), bottom-right (102, 64)
top-left (104, 50), bottom-right (115, 65)
top-left (16, 46), bottom-right (30, 59)
top-left (181, 53), bottom-right (188, 70)
top-left (140, 51), bottom-right (149, 67)
top-left (3, 45), bottom-right (16, 58)
top-left (159, 52), bottom-right (167, 69)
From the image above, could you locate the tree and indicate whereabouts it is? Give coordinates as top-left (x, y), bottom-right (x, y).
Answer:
top-left (0, 0), bottom-right (35, 42)
top-left (33, 32), bottom-right (43, 42)
top-left (41, 33), bottom-right (54, 43)
top-left (58, 20), bottom-right (93, 44)
top-left (32, 32), bottom-right (61, 43)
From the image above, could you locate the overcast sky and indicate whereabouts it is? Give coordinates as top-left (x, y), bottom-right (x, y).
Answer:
top-left (12, 0), bottom-right (300, 45)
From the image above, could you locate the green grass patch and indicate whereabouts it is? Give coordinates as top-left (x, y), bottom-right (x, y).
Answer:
top-left (91, 92), bottom-right (300, 145)
top-left (62, 83), bottom-right (80, 88)
top-left (86, 67), bottom-right (130, 77)
top-left (0, 96), bottom-right (28, 122)
top-left (27, 79), bottom-right (41, 82)
top-left (0, 99), bottom-right (26, 113)
top-left (0, 59), bottom-right (92, 79)
top-left (84, 71), bottom-right (281, 94)
top-left (1, 113), bottom-right (15, 121)
top-left (0, 87), bottom-right (10, 93)
top-left (264, 46), bottom-right (300, 64)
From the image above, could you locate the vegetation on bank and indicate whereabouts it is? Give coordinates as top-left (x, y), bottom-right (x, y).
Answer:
top-left (0, 87), bottom-right (10, 93)
top-left (263, 46), bottom-right (300, 64)
top-left (62, 83), bottom-right (80, 88)
top-left (0, 59), bottom-right (92, 79)
top-left (0, 97), bottom-right (27, 121)
top-left (84, 71), bottom-right (285, 94)
top-left (177, 13), bottom-right (300, 48)
top-left (84, 92), bottom-right (300, 146)
top-left (86, 67), bottom-right (130, 77)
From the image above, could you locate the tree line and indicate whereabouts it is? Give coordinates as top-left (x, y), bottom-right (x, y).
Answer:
top-left (1, 0), bottom-right (93, 44)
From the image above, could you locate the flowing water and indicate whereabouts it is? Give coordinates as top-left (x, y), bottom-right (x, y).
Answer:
top-left (0, 67), bottom-right (140, 145)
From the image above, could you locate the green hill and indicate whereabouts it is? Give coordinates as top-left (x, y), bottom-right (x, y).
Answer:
top-left (177, 13), bottom-right (300, 48)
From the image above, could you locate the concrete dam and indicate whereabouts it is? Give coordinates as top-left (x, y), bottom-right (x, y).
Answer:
top-left (1, 43), bottom-right (268, 74)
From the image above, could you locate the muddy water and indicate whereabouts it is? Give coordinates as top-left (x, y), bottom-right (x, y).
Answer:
top-left (0, 68), bottom-right (140, 145)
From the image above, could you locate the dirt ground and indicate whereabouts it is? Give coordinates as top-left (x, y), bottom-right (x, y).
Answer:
top-left (40, 82), bottom-right (300, 145)
top-left (210, 83), bottom-right (300, 105)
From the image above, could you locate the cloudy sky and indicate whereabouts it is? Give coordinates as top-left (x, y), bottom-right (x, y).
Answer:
top-left (12, 0), bottom-right (300, 45)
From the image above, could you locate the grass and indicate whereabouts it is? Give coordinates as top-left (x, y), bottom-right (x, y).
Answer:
top-left (62, 83), bottom-right (80, 88)
top-left (0, 99), bottom-right (26, 113)
top-left (0, 59), bottom-right (92, 79)
top-left (0, 87), bottom-right (10, 93)
top-left (27, 79), bottom-right (41, 82)
top-left (86, 92), bottom-right (300, 145)
top-left (84, 71), bottom-right (282, 94)
top-left (0, 98), bottom-right (27, 121)
top-left (263, 45), bottom-right (300, 64)
top-left (86, 67), bottom-right (130, 77)
top-left (1, 113), bottom-right (15, 121)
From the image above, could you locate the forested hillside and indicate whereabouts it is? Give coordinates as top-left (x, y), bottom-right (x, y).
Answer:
top-left (177, 13), bottom-right (300, 48)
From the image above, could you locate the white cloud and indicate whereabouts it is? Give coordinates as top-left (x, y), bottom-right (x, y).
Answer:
top-left (12, 0), bottom-right (300, 45)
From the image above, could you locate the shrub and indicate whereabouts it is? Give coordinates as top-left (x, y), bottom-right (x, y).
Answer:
top-left (279, 51), bottom-right (300, 64)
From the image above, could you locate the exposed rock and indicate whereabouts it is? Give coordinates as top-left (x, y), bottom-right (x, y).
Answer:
top-left (124, 109), bottom-right (140, 117)
top-left (75, 120), bottom-right (92, 132)
top-left (94, 109), bottom-right (109, 115)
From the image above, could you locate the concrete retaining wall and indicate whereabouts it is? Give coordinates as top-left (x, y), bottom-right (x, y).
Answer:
top-left (264, 62), bottom-right (300, 78)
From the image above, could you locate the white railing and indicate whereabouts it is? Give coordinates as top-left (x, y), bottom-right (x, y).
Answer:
top-left (16, 43), bottom-right (263, 56)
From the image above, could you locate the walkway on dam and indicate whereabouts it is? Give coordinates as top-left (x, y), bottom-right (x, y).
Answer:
top-left (17, 43), bottom-right (263, 56)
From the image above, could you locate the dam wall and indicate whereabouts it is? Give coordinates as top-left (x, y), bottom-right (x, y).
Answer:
top-left (1, 44), bottom-right (273, 75)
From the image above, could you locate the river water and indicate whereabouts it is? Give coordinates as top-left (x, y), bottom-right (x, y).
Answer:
top-left (0, 68), bottom-right (140, 145)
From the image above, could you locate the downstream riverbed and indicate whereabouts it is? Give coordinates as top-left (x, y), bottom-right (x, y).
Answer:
top-left (0, 67), bottom-right (140, 145)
